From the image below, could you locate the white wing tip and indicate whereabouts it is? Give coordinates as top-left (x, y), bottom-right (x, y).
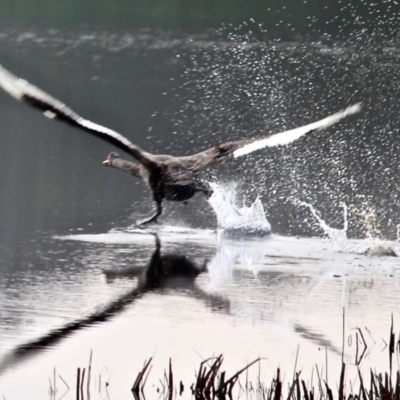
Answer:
top-left (0, 64), bottom-right (25, 101)
top-left (233, 102), bottom-right (362, 158)
top-left (315, 102), bottom-right (362, 132)
top-left (345, 103), bottom-right (362, 116)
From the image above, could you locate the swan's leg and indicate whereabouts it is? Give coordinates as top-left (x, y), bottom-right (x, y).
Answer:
top-left (137, 194), bottom-right (163, 225)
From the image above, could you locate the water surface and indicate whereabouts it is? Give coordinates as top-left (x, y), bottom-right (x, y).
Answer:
top-left (1, 227), bottom-right (400, 399)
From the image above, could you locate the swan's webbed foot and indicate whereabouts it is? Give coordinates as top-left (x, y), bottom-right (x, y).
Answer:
top-left (200, 187), bottom-right (213, 198)
top-left (137, 213), bottom-right (159, 226)
top-left (196, 180), bottom-right (213, 198)
top-left (205, 189), bottom-right (214, 198)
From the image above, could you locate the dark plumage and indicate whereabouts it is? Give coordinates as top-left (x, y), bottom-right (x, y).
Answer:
top-left (0, 64), bottom-right (361, 224)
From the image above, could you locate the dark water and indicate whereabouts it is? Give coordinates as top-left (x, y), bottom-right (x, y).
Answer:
top-left (1, 2), bottom-right (400, 398)
top-left (1, 0), bottom-right (398, 35)
top-left (1, 25), bottom-right (400, 244)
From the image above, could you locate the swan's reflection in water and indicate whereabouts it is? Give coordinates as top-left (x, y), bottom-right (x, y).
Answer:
top-left (0, 234), bottom-right (230, 375)
top-left (103, 234), bottom-right (230, 313)
top-left (0, 232), bottom-right (348, 381)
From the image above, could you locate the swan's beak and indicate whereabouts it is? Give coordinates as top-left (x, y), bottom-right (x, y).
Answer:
top-left (102, 159), bottom-right (110, 166)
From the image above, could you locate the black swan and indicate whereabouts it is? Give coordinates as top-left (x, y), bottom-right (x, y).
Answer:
top-left (0, 64), bottom-right (361, 224)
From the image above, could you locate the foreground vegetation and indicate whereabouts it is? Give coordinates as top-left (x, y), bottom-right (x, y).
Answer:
top-left (65, 319), bottom-right (400, 400)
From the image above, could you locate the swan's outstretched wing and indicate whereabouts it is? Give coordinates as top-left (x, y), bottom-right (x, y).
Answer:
top-left (0, 64), bottom-right (139, 156)
top-left (179, 104), bottom-right (361, 173)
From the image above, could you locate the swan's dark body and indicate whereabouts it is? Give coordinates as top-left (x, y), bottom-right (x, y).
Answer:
top-left (0, 64), bottom-right (361, 224)
top-left (101, 145), bottom-right (247, 223)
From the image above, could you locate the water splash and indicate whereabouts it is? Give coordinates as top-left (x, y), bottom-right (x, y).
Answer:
top-left (297, 200), bottom-right (348, 252)
top-left (207, 182), bottom-right (271, 235)
top-left (204, 182), bottom-right (271, 288)
top-left (297, 200), bottom-right (399, 256)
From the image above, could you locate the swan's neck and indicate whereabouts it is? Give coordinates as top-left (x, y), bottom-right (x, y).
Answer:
top-left (108, 157), bottom-right (142, 178)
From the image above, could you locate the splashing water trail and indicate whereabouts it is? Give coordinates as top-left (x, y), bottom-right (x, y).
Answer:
top-left (297, 200), bottom-right (349, 252)
top-left (207, 182), bottom-right (271, 234)
top-left (297, 200), bottom-right (399, 256)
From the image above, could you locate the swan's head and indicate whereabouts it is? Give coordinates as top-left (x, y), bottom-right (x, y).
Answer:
top-left (102, 152), bottom-right (120, 166)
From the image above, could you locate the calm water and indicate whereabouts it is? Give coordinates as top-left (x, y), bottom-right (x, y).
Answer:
top-left (1, 11), bottom-right (400, 399)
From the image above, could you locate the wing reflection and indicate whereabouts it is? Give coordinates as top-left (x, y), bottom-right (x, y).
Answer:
top-left (0, 233), bottom-right (344, 376)
top-left (0, 234), bottom-right (230, 375)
